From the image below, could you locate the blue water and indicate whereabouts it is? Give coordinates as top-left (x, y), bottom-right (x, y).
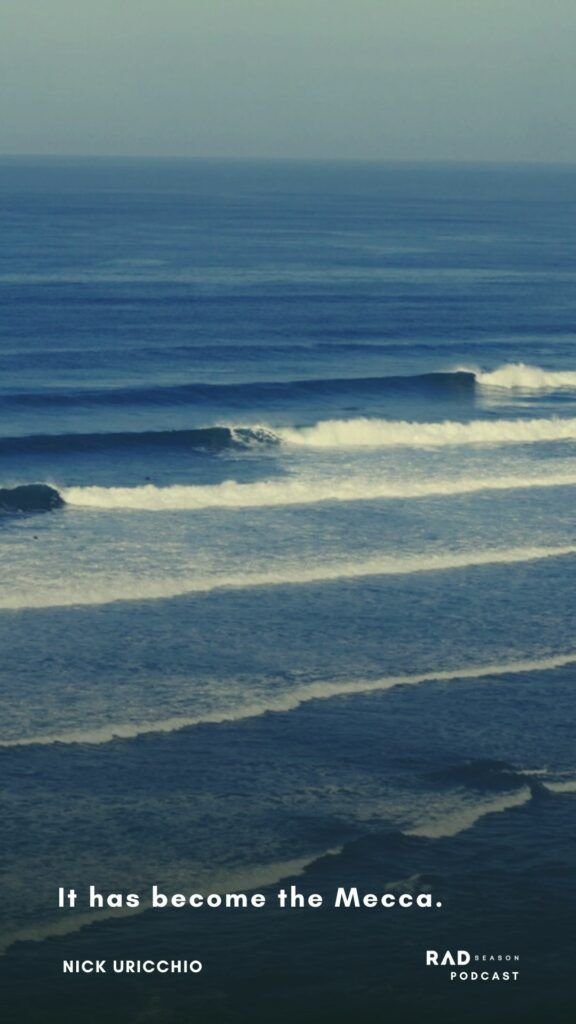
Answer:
top-left (1, 158), bottom-right (575, 1023)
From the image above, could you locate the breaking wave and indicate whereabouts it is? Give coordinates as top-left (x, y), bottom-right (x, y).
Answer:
top-left (275, 415), bottom-right (576, 448)
top-left (407, 788), bottom-right (533, 839)
top-left (471, 363), bottom-right (576, 391)
top-left (405, 761), bottom-right (569, 839)
top-left (4, 366), bottom-right (576, 415)
top-left (8, 414), bottom-right (576, 458)
top-left (2, 545), bottom-right (574, 610)
top-left (61, 470), bottom-right (576, 510)
top-left (0, 483), bottom-right (64, 513)
top-left (2, 652), bottom-right (574, 748)
top-left (544, 780), bottom-right (576, 794)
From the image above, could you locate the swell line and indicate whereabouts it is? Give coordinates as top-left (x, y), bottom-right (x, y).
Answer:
top-left (0, 370), bottom-right (475, 409)
top-left (2, 652), bottom-right (574, 748)
top-left (61, 472), bottom-right (576, 510)
top-left (1, 545), bottom-right (574, 611)
top-left (0, 425), bottom-right (275, 456)
top-left (4, 415), bottom-right (575, 457)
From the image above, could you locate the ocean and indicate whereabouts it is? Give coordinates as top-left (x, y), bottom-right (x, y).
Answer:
top-left (0, 157), bottom-right (575, 1023)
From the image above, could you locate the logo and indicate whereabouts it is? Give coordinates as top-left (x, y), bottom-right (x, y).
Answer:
top-left (425, 949), bottom-right (520, 982)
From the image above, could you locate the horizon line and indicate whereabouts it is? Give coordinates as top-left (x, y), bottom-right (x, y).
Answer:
top-left (0, 152), bottom-right (576, 170)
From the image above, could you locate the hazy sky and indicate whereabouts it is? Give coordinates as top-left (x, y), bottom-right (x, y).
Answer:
top-left (1, 0), bottom-right (575, 161)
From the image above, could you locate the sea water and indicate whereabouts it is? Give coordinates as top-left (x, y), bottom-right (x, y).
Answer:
top-left (0, 158), bottom-right (575, 1022)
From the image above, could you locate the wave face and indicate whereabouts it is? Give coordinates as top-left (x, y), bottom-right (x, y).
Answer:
top-left (473, 363), bottom-right (576, 390)
top-left (2, 545), bottom-right (574, 610)
top-left (61, 471), bottom-right (576, 510)
top-left (275, 415), bottom-right (576, 448)
top-left (0, 425), bottom-right (277, 456)
top-left (0, 370), bottom-right (476, 409)
top-left (0, 483), bottom-right (64, 513)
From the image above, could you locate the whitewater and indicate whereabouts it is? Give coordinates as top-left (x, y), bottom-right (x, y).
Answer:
top-left (2, 545), bottom-right (574, 610)
top-left (62, 470), bottom-right (576, 511)
top-left (473, 363), bottom-right (576, 390)
top-left (274, 415), bottom-right (576, 448)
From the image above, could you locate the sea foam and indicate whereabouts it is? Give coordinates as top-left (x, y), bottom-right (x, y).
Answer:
top-left (406, 788), bottom-right (533, 839)
top-left (471, 363), bottom-right (576, 390)
top-left (1, 545), bottom-right (574, 610)
top-left (275, 415), bottom-right (576, 448)
top-left (61, 471), bottom-right (576, 511)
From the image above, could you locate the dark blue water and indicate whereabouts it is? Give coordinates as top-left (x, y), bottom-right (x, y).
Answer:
top-left (1, 158), bottom-right (575, 1023)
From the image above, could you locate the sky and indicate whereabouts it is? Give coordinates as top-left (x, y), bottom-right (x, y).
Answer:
top-left (1, 0), bottom-right (575, 162)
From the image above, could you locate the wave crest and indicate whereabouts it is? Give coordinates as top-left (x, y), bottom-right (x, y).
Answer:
top-left (275, 415), bottom-right (576, 448)
top-left (61, 471), bottom-right (576, 511)
top-left (471, 363), bottom-right (576, 391)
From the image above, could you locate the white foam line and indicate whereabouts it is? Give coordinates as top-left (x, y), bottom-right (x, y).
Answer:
top-left (473, 363), bottom-right (576, 391)
top-left (2, 545), bottom-right (575, 610)
top-left (407, 788), bottom-right (532, 839)
top-left (275, 416), bottom-right (576, 448)
top-left (398, 773), bottom-right (576, 839)
top-left (545, 780), bottom-right (576, 794)
top-left (61, 472), bottom-right (576, 511)
top-left (2, 652), bottom-right (574, 749)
